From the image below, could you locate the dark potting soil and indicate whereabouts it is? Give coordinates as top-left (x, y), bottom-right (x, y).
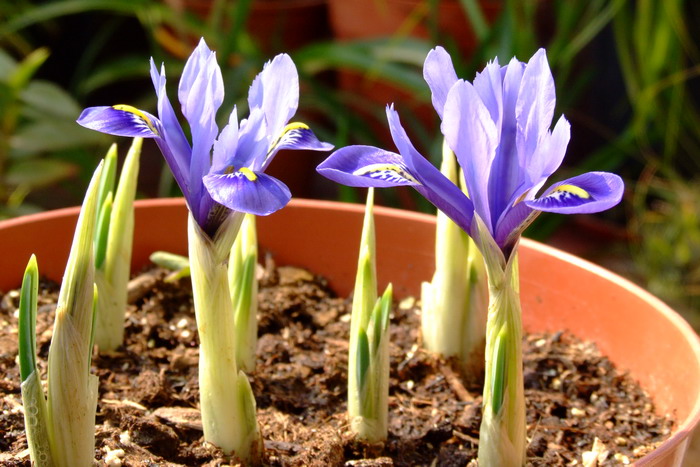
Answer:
top-left (0, 259), bottom-right (674, 466)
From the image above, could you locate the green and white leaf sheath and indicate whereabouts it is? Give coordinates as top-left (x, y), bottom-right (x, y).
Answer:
top-left (348, 188), bottom-right (391, 442)
top-left (18, 255), bottom-right (54, 467)
top-left (421, 141), bottom-right (487, 377)
top-left (229, 214), bottom-right (259, 373)
top-left (475, 217), bottom-right (526, 467)
top-left (188, 213), bottom-right (263, 463)
top-left (348, 189), bottom-right (378, 433)
top-left (46, 161), bottom-right (103, 467)
top-left (94, 138), bottom-right (141, 351)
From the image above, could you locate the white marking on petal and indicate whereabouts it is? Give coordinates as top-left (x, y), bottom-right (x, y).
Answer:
top-left (353, 163), bottom-right (421, 185)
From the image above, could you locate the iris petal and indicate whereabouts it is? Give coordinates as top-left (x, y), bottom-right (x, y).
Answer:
top-left (526, 115), bottom-right (571, 190)
top-left (248, 54), bottom-right (299, 140)
top-left (273, 123), bottom-right (335, 152)
top-left (525, 171), bottom-right (624, 214)
top-left (515, 49), bottom-right (556, 168)
top-left (317, 145), bottom-right (419, 188)
top-left (237, 108), bottom-right (269, 171)
top-left (203, 170), bottom-right (291, 216)
top-left (261, 122), bottom-right (334, 171)
top-left (442, 80), bottom-right (498, 229)
top-left (179, 39), bottom-right (224, 119)
top-left (150, 59), bottom-right (191, 180)
top-left (384, 105), bottom-right (474, 233)
top-left (423, 46), bottom-right (458, 119)
top-left (473, 59), bottom-right (503, 128)
top-left (212, 108), bottom-right (240, 173)
top-left (77, 106), bottom-right (160, 138)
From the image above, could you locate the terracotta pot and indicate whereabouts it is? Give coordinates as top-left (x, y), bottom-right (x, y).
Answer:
top-left (0, 198), bottom-right (698, 465)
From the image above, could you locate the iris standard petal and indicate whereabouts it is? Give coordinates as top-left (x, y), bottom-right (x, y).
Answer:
top-left (149, 60), bottom-right (191, 184)
top-left (317, 145), bottom-right (420, 188)
top-left (236, 108), bottom-right (269, 170)
top-left (485, 58), bottom-right (527, 230)
top-left (179, 46), bottom-right (223, 221)
top-left (515, 48), bottom-right (555, 168)
top-left (203, 169), bottom-right (291, 216)
top-left (526, 115), bottom-right (571, 190)
top-left (473, 59), bottom-right (503, 128)
top-left (179, 39), bottom-right (224, 117)
top-left (442, 80), bottom-right (498, 230)
top-left (211, 108), bottom-right (240, 173)
top-left (423, 46), bottom-right (458, 119)
top-left (525, 171), bottom-right (624, 214)
top-left (77, 106), bottom-right (160, 138)
top-left (248, 54), bottom-right (299, 140)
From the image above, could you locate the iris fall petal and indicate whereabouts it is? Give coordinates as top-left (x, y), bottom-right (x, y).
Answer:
top-left (203, 170), bottom-right (291, 216)
top-left (526, 171), bottom-right (624, 214)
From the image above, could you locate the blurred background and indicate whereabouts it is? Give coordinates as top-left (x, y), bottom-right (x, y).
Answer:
top-left (0, 0), bottom-right (698, 326)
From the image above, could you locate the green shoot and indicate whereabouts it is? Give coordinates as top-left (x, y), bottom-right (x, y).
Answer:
top-left (150, 250), bottom-right (191, 282)
top-left (93, 138), bottom-right (141, 351)
top-left (229, 213), bottom-right (259, 373)
top-left (421, 140), bottom-right (487, 378)
top-left (348, 188), bottom-right (392, 442)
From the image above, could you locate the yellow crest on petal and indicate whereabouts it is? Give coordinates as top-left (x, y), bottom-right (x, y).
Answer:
top-left (553, 184), bottom-right (590, 199)
top-left (238, 167), bottom-right (257, 182)
top-left (112, 104), bottom-right (159, 136)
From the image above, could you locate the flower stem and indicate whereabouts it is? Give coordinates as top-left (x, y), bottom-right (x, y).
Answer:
top-left (477, 241), bottom-right (526, 467)
top-left (188, 213), bottom-right (263, 463)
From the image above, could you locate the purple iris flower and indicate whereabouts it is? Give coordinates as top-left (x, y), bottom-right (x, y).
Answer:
top-left (78, 39), bottom-right (333, 236)
top-left (317, 47), bottom-right (624, 255)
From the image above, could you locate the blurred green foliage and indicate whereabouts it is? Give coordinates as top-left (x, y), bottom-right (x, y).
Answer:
top-left (0, 0), bottom-right (698, 314)
top-left (0, 47), bottom-right (103, 218)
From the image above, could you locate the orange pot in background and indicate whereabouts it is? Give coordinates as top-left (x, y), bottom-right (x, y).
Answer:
top-left (0, 198), bottom-right (698, 466)
top-left (327, 0), bottom-right (502, 145)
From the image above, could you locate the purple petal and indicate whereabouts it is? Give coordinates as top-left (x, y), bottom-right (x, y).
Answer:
top-left (384, 105), bottom-right (474, 233)
top-left (485, 57), bottom-right (527, 237)
top-left (149, 59), bottom-right (192, 189)
top-left (493, 199), bottom-right (534, 249)
top-left (525, 171), bottom-right (624, 214)
top-left (248, 54), bottom-right (299, 140)
top-left (441, 80), bottom-right (498, 231)
top-left (274, 124), bottom-right (334, 152)
top-left (526, 115), bottom-right (570, 189)
top-left (423, 46), bottom-right (458, 119)
top-left (476, 59), bottom-right (525, 222)
top-left (515, 48), bottom-right (555, 168)
top-left (317, 110), bottom-right (475, 235)
top-left (316, 145), bottom-right (420, 188)
top-left (473, 59), bottom-right (503, 128)
top-left (203, 170), bottom-right (291, 216)
top-left (177, 44), bottom-right (223, 215)
top-left (236, 107), bottom-right (268, 170)
top-left (179, 38), bottom-right (224, 117)
top-left (261, 123), bottom-right (334, 170)
top-left (212, 107), bottom-right (239, 173)
top-left (502, 57), bottom-right (525, 120)
top-left (77, 106), bottom-right (160, 138)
